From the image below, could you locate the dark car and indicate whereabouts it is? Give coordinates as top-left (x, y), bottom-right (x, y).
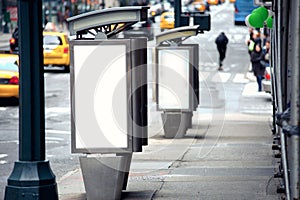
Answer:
top-left (123, 20), bottom-right (154, 41)
top-left (9, 27), bottom-right (19, 54)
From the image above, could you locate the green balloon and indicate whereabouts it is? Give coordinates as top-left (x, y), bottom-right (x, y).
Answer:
top-left (266, 16), bottom-right (273, 28)
top-left (249, 13), bottom-right (264, 28)
top-left (252, 6), bottom-right (269, 21)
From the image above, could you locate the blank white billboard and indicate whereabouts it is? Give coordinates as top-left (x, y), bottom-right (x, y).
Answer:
top-left (73, 44), bottom-right (128, 151)
top-left (158, 49), bottom-right (190, 110)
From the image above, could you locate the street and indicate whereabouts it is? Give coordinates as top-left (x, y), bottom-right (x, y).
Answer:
top-left (0, 2), bottom-right (274, 199)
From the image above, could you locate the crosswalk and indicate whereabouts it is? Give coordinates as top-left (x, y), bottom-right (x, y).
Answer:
top-left (0, 154), bottom-right (8, 165)
top-left (199, 71), bottom-right (250, 84)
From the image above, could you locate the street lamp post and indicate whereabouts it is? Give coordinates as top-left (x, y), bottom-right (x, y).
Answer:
top-left (0, 0), bottom-right (2, 32)
top-left (174, 0), bottom-right (182, 27)
top-left (2, 0), bottom-right (9, 33)
top-left (4, 0), bottom-right (58, 199)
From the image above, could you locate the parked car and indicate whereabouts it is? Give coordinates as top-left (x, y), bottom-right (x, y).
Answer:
top-left (0, 54), bottom-right (19, 99)
top-left (123, 20), bottom-right (154, 40)
top-left (207, 0), bottom-right (218, 5)
top-left (207, 0), bottom-right (224, 5)
top-left (43, 31), bottom-right (70, 72)
top-left (160, 12), bottom-right (175, 31)
top-left (186, 0), bottom-right (210, 13)
top-left (193, 1), bottom-right (207, 12)
top-left (9, 29), bottom-right (70, 72)
top-left (9, 27), bottom-right (19, 54)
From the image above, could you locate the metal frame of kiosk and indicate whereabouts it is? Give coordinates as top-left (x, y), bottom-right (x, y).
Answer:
top-left (70, 39), bottom-right (148, 154)
top-left (155, 26), bottom-right (201, 138)
top-left (67, 7), bottom-right (148, 200)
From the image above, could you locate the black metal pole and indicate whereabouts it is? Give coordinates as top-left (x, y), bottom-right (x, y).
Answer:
top-left (174, 0), bottom-right (182, 27)
top-left (4, 0), bottom-right (58, 199)
top-left (102, 0), bottom-right (105, 9)
top-left (2, 0), bottom-right (9, 33)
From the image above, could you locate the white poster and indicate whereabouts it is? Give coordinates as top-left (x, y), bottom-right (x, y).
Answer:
top-left (158, 49), bottom-right (190, 110)
top-left (73, 44), bottom-right (128, 149)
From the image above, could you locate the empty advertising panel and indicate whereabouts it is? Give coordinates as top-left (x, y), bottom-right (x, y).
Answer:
top-left (70, 40), bottom-right (132, 153)
top-left (156, 46), bottom-right (194, 111)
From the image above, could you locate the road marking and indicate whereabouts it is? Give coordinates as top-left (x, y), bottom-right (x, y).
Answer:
top-left (233, 73), bottom-right (249, 83)
top-left (0, 140), bottom-right (19, 144)
top-left (230, 64), bottom-right (239, 69)
top-left (199, 72), bottom-right (210, 82)
top-left (0, 107), bottom-right (7, 111)
top-left (46, 130), bottom-right (70, 135)
top-left (212, 72), bottom-right (231, 83)
top-left (199, 62), bottom-right (217, 68)
top-left (0, 154), bottom-right (8, 159)
top-left (0, 160), bottom-right (7, 164)
top-left (200, 72), bottom-right (250, 84)
top-left (46, 107), bottom-right (69, 113)
top-left (46, 141), bottom-right (60, 144)
top-left (46, 137), bottom-right (64, 141)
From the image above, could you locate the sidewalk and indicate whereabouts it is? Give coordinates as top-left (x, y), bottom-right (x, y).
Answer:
top-left (58, 115), bottom-right (279, 199)
top-left (58, 87), bottom-right (280, 200)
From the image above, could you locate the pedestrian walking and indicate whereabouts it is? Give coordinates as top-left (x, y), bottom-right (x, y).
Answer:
top-left (245, 28), bottom-right (255, 56)
top-left (251, 44), bottom-right (265, 92)
top-left (215, 32), bottom-right (229, 71)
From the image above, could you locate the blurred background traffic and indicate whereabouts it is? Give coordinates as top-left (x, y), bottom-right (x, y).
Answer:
top-left (0, 0), bottom-right (230, 34)
top-left (0, 0), bottom-right (234, 74)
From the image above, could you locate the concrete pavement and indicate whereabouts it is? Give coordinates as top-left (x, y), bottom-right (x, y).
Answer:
top-left (58, 87), bottom-right (280, 199)
top-left (58, 115), bottom-right (279, 199)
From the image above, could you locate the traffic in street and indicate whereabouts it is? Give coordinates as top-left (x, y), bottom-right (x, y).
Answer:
top-left (0, 1), bottom-right (275, 199)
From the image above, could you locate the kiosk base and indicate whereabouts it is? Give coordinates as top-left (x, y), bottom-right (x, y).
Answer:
top-left (79, 153), bottom-right (132, 200)
top-left (161, 111), bottom-right (193, 138)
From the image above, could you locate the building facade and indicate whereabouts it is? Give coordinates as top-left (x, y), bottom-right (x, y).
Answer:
top-left (1, 0), bottom-right (120, 33)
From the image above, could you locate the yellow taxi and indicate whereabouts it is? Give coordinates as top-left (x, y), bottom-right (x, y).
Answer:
top-left (43, 32), bottom-right (70, 72)
top-left (207, 0), bottom-right (225, 4)
top-left (207, 0), bottom-right (218, 5)
top-left (193, 1), bottom-right (207, 12)
top-left (0, 54), bottom-right (19, 98)
top-left (160, 12), bottom-right (175, 31)
top-left (229, 0), bottom-right (236, 3)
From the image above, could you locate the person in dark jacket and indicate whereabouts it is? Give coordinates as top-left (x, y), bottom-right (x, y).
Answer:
top-left (251, 44), bottom-right (265, 92)
top-left (215, 32), bottom-right (229, 71)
